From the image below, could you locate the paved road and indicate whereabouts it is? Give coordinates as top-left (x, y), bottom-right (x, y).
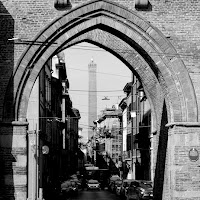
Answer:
top-left (66, 189), bottom-right (121, 200)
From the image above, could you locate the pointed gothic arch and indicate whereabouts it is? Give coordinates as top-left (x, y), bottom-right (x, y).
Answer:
top-left (3, 0), bottom-right (197, 125)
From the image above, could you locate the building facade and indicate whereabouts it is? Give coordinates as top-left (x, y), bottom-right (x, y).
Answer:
top-left (95, 106), bottom-right (122, 175)
top-left (27, 59), bottom-right (54, 199)
top-left (119, 77), bottom-right (152, 181)
top-left (26, 54), bottom-right (81, 199)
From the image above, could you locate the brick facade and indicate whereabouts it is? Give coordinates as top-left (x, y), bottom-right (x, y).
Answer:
top-left (1, 0), bottom-right (200, 199)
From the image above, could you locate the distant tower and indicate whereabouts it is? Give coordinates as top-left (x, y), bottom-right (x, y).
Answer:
top-left (88, 58), bottom-right (97, 140)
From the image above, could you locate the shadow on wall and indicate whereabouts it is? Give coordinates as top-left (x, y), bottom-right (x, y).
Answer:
top-left (153, 101), bottom-right (168, 200)
top-left (108, 156), bottom-right (120, 176)
top-left (96, 152), bottom-right (119, 175)
top-left (96, 152), bottom-right (109, 169)
top-left (0, 2), bottom-right (15, 199)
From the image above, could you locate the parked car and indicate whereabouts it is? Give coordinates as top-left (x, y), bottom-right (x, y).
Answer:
top-left (109, 174), bottom-right (121, 181)
top-left (115, 180), bottom-right (123, 196)
top-left (86, 179), bottom-right (101, 190)
top-left (126, 186), bottom-right (140, 200)
top-left (120, 179), bottom-right (135, 199)
top-left (60, 180), bottom-right (71, 197)
top-left (108, 175), bottom-right (121, 192)
top-left (130, 180), bottom-right (153, 200)
top-left (109, 181), bottom-right (116, 192)
top-left (69, 181), bottom-right (78, 196)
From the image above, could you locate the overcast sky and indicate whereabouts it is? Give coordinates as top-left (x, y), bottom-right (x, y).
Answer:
top-left (64, 42), bottom-right (132, 143)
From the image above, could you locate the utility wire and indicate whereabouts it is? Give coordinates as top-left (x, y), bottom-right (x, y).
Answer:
top-left (9, 38), bottom-right (198, 58)
top-left (79, 124), bottom-right (151, 130)
top-left (67, 67), bottom-right (131, 78)
top-left (12, 39), bottom-right (197, 58)
top-left (69, 89), bottom-right (124, 92)
top-left (69, 92), bottom-right (125, 98)
top-left (67, 44), bottom-right (198, 58)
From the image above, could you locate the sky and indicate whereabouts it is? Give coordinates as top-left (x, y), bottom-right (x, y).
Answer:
top-left (64, 42), bottom-right (132, 143)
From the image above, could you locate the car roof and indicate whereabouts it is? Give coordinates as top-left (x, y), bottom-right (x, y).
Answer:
top-left (130, 180), bottom-right (153, 188)
top-left (88, 179), bottom-right (99, 183)
top-left (136, 180), bottom-right (153, 185)
top-left (136, 180), bottom-right (152, 183)
top-left (123, 179), bottom-right (135, 182)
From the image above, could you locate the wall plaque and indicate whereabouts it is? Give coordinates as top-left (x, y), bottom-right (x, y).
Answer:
top-left (188, 148), bottom-right (199, 162)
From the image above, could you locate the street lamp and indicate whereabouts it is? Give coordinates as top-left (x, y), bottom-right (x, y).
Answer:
top-left (102, 96), bottom-right (110, 100)
top-left (102, 96), bottom-right (110, 109)
top-left (8, 37), bottom-right (58, 45)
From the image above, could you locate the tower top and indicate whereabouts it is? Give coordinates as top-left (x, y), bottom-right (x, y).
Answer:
top-left (89, 57), bottom-right (95, 64)
top-left (88, 58), bottom-right (97, 69)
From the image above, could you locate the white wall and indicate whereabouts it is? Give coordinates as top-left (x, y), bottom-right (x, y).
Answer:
top-left (27, 78), bottom-right (39, 131)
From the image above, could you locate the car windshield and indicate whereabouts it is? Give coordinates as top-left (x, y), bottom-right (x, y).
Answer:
top-left (110, 176), bottom-right (120, 181)
top-left (123, 182), bottom-right (131, 187)
top-left (71, 182), bottom-right (76, 186)
top-left (141, 183), bottom-right (152, 189)
top-left (88, 180), bottom-right (99, 184)
top-left (115, 181), bottom-right (122, 186)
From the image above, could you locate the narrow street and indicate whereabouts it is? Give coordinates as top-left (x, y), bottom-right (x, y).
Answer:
top-left (66, 189), bottom-right (121, 200)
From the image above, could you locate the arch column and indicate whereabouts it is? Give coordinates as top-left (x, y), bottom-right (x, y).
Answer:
top-left (0, 121), bottom-right (28, 200)
top-left (163, 122), bottom-right (200, 200)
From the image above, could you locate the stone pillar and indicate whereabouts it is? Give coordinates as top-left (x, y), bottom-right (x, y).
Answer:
top-left (0, 121), bottom-right (28, 200)
top-left (163, 122), bottom-right (200, 200)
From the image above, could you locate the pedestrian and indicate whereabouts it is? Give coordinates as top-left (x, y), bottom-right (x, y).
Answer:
top-left (81, 176), bottom-right (86, 190)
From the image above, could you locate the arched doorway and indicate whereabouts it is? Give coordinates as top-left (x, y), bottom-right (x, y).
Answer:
top-left (1, 0), bottom-right (199, 199)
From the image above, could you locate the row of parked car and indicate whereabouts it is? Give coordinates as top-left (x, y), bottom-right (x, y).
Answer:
top-left (108, 175), bottom-right (153, 200)
top-left (60, 175), bottom-right (102, 198)
top-left (60, 175), bottom-right (81, 198)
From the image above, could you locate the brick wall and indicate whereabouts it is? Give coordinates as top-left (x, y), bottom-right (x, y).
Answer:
top-left (164, 124), bottom-right (200, 200)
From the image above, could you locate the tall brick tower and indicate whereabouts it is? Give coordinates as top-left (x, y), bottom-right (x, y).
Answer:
top-left (88, 58), bottom-right (97, 140)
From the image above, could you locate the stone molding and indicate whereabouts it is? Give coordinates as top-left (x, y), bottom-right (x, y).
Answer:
top-left (166, 122), bottom-right (200, 127)
top-left (0, 121), bottom-right (29, 126)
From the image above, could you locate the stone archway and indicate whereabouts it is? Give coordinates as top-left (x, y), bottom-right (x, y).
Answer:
top-left (1, 0), bottom-right (199, 199)
top-left (4, 0), bottom-right (197, 123)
